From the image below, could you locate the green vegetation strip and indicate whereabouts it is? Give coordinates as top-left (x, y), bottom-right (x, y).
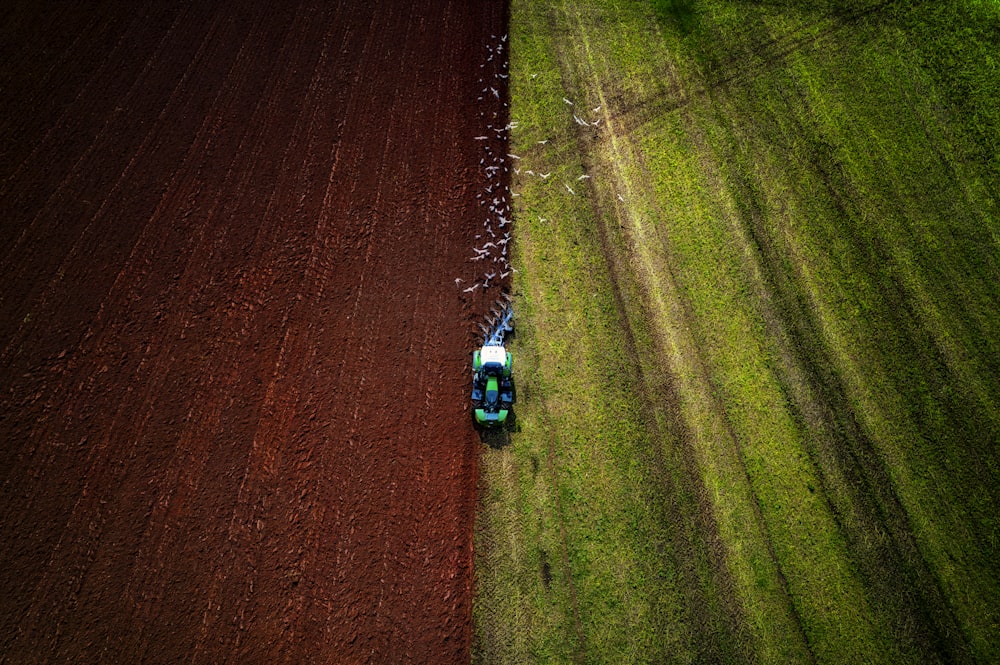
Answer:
top-left (474, 1), bottom-right (999, 663)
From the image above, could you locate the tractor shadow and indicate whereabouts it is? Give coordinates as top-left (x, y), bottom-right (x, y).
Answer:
top-left (476, 411), bottom-right (517, 450)
top-left (478, 427), bottom-right (512, 449)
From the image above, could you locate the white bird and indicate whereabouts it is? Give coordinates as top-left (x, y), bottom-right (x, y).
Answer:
top-left (474, 136), bottom-right (488, 140)
top-left (500, 271), bottom-right (510, 279)
top-left (537, 139), bottom-right (549, 145)
top-left (464, 283), bottom-right (481, 293)
top-left (531, 73), bottom-right (538, 79)
top-left (539, 172), bottom-right (551, 179)
top-left (617, 194), bottom-right (625, 202)
top-left (525, 170), bottom-right (534, 176)
top-left (563, 97), bottom-right (574, 105)
top-left (508, 153), bottom-right (521, 160)
top-left (573, 114), bottom-right (590, 126)
top-left (593, 105), bottom-right (601, 112)
top-left (565, 184), bottom-right (576, 195)
top-left (577, 174), bottom-right (590, 180)
top-left (455, 277), bottom-right (464, 285)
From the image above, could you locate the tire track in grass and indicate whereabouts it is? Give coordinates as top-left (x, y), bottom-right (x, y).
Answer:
top-left (724, 33), bottom-right (991, 656)
top-left (608, 0), bottom-right (904, 141)
top-left (494, 2), bottom-right (718, 661)
top-left (727, 169), bottom-right (974, 664)
top-left (637, 5), bottom-right (986, 659)
top-left (628, 3), bottom-right (996, 661)
top-left (572, 10), bottom-right (768, 665)
top-left (496, 49), bottom-right (597, 653)
top-left (707, 61), bottom-right (974, 660)
top-left (584, 165), bottom-right (754, 664)
top-left (502, 280), bottom-right (588, 664)
top-left (544, 3), bottom-right (862, 662)
top-left (549, 3), bottom-right (784, 662)
top-left (586, 127), bottom-right (810, 664)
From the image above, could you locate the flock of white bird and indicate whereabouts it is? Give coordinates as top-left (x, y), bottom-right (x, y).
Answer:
top-left (460, 33), bottom-right (513, 295)
top-left (457, 35), bottom-right (617, 297)
top-left (514, 95), bottom-right (605, 197)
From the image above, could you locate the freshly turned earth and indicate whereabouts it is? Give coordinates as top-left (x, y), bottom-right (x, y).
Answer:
top-left (0, 1), bottom-right (506, 662)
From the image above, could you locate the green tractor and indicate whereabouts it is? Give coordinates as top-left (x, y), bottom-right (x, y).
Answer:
top-left (471, 302), bottom-right (515, 428)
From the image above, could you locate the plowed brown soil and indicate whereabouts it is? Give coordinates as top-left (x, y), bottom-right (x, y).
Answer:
top-left (0, 1), bottom-right (505, 662)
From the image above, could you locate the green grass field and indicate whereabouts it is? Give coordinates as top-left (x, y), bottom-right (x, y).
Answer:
top-left (473, 1), bottom-right (999, 663)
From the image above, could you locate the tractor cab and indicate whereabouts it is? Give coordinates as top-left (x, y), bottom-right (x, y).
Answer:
top-left (472, 344), bottom-right (515, 427)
